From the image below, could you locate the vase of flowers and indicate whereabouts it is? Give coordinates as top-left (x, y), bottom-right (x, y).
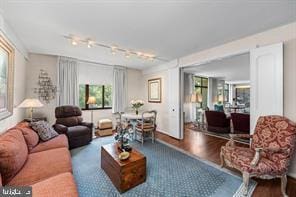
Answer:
top-left (114, 122), bottom-right (132, 152)
top-left (130, 99), bottom-right (144, 115)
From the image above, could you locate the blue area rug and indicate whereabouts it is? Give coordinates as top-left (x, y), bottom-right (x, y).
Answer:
top-left (71, 137), bottom-right (256, 197)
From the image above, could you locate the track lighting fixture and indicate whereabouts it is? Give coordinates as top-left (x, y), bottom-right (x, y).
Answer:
top-left (64, 34), bottom-right (166, 62)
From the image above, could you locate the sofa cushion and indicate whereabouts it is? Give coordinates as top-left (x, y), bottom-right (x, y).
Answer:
top-left (7, 148), bottom-right (72, 186)
top-left (32, 173), bottom-right (78, 197)
top-left (68, 126), bottom-right (90, 138)
top-left (30, 134), bottom-right (68, 153)
top-left (19, 127), bottom-right (39, 151)
top-left (30, 121), bottom-right (58, 141)
top-left (0, 129), bottom-right (28, 185)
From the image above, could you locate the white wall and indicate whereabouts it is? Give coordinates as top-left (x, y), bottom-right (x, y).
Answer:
top-left (26, 53), bottom-right (58, 124)
top-left (141, 70), bottom-right (170, 135)
top-left (25, 53), bottom-right (143, 127)
top-left (0, 16), bottom-right (28, 133)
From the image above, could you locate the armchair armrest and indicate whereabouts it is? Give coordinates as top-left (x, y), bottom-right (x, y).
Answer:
top-left (53, 124), bottom-right (68, 134)
top-left (250, 147), bottom-right (291, 167)
top-left (80, 122), bottom-right (93, 129)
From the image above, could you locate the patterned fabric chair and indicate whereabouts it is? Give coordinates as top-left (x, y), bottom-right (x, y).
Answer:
top-left (220, 115), bottom-right (296, 196)
top-left (135, 110), bottom-right (157, 145)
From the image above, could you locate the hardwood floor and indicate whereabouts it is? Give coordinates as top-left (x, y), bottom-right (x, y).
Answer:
top-left (155, 124), bottom-right (296, 197)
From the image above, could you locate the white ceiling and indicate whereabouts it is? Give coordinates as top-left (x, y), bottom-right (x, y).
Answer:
top-left (184, 53), bottom-right (250, 82)
top-left (1, 0), bottom-right (296, 69)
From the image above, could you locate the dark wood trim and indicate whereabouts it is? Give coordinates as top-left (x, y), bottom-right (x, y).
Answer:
top-left (85, 84), bottom-right (90, 109)
top-left (102, 85), bottom-right (105, 108)
top-left (82, 107), bottom-right (112, 111)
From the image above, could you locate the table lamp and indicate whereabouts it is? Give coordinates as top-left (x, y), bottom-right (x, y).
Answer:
top-left (87, 96), bottom-right (96, 131)
top-left (190, 93), bottom-right (202, 107)
top-left (18, 98), bottom-right (44, 121)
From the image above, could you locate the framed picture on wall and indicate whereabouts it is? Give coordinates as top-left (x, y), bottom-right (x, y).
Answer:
top-left (148, 78), bottom-right (161, 103)
top-left (0, 35), bottom-right (14, 120)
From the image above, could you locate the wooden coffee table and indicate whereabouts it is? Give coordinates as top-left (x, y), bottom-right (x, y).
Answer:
top-left (101, 143), bottom-right (146, 193)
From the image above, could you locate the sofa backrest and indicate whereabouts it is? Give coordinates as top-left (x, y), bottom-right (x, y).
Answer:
top-left (55, 105), bottom-right (83, 127)
top-left (15, 122), bottom-right (39, 151)
top-left (0, 128), bottom-right (28, 185)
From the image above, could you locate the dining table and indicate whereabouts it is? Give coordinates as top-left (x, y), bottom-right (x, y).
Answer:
top-left (121, 112), bottom-right (153, 140)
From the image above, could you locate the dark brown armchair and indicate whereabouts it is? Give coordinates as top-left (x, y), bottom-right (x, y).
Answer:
top-left (205, 110), bottom-right (230, 133)
top-left (53, 105), bottom-right (93, 149)
top-left (231, 113), bottom-right (250, 134)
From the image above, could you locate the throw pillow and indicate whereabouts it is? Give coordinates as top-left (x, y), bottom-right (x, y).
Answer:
top-left (30, 121), bottom-right (58, 141)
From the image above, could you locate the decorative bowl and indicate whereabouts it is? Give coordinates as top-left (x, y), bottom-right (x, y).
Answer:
top-left (119, 151), bottom-right (130, 160)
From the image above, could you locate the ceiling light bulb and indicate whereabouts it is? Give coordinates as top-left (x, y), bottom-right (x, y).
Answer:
top-left (71, 39), bottom-right (78, 46)
top-left (111, 45), bottom-right (117, 55)
top-left (125, 51), bottom-right (131, 58)
top-left (87, 40), bottom-right (93, 48)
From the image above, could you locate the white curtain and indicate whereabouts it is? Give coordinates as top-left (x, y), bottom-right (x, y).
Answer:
top-left (183, 73), bottom-right (196, 122)
top-left (57, 56), bottom-right (79, 106)
top-left (112, 66), bottom-right (127, 113)
top-left (189, 74), bottom-right (196, 122)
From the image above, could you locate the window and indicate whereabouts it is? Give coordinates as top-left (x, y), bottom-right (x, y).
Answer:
top-left (224, 84), bottom-right (229, 102)
top-left (194, 76), bottom-right (208, 109)
top-left (79, 84), bottom-right (112, 110)
top-left (235, 87), bottom-right (250, 104)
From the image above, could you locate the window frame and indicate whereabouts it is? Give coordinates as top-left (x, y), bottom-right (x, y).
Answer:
top-left (194, 76), bottom-right (208, 109)
top-left (80, 84), bottom-right (112, 110)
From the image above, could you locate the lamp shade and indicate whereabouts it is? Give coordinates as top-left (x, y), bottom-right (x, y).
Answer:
top-left (18, 99), bottom-right (43, 108)
top-left (87, 96), bottom-right (96, 104)
top-left (190, 93), bottom-right (197, 103)
top-left (197, 94), bottom-right (202, 103)
top-left (190, 93), bottom-right (202, 103)
top-left (218, 95), bottom-right (224, 103)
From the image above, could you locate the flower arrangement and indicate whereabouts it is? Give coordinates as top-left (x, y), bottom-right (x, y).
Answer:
top-left (114, 122), bottom-right (132, 152)
top-left (130, 99), bottom-right (144, 115)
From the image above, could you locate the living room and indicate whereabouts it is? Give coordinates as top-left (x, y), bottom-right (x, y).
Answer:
top-left (0, 1), bottom-right (296, 197)
top-left (183, 52), bottom-right (251, 142)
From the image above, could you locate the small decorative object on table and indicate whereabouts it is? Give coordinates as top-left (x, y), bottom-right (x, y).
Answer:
top-left (130, 99), bottom-right (144, 115)
top-left (118, 151), bottom-right (130, 161)
top-left (114, 122), bottom-right (133, 152)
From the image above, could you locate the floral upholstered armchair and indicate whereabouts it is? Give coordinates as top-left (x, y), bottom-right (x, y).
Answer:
top-left (220, 116), bottom-right (296, 197)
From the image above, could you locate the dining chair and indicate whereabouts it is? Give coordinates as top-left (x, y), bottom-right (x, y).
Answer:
top-left (135, 110), bottom-right (157, 145)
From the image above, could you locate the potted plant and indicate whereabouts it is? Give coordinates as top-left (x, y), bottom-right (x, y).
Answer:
top-left (114, 122), bottom-right (132, 152)
top-left (130, 99), bottom-right (144, 115)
